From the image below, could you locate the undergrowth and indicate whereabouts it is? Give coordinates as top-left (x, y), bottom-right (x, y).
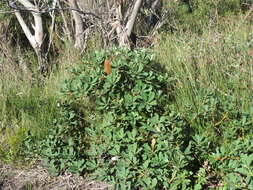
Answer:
top-left (37, 44), bottom-right (253, 189)
top-left (0, 42), bottom-right (79, 163)
top-left (1, 5), bottom-right (253, 189)
top-left (0, 67), bottom-right (57, 163)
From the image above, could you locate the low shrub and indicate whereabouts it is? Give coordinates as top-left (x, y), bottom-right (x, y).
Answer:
top-left (40, 48), bottom-right (196, 189)
top-left (40, 47), bottom-right (253, 189)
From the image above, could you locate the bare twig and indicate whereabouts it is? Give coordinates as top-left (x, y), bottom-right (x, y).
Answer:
top-left (5, 0), bottom-right (102, 19)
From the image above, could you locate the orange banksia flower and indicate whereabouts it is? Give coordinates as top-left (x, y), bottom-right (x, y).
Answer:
top-left (104, 60), bottom-right (112, 75)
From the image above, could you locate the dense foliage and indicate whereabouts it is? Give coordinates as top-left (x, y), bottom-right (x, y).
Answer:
top-left (1, 0), bottom-right (253, 189)
top-left (162, 0), bottom-right (253, 34)
top-left (40, 48), bottom-right (192, 189)
top-left (36, 48), bottom-right (253, 189)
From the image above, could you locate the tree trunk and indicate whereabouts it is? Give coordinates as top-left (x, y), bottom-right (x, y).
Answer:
top-left (125, 0), bottom-right (142, 37)
top-left (68, 0), bottom-right (85, 51)
top-left (116, 0), bottom-right (143, 48)
top-left (14, 0), bottom-right (46, 73)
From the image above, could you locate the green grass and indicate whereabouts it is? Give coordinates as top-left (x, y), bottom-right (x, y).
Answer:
top-left (0, 70), bottom-right (58, 162)
top-left (0, 42), bottom-right (81, 163)
top-left (155, 15), bottom-right (253, 131)
top-left (1, 12), bottom-right (253, 188)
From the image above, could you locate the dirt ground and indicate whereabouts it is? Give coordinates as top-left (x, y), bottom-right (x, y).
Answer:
top-left (0, 162), bottom-right (111, 190)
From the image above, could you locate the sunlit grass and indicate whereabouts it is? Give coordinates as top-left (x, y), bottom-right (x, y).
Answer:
top-left (0, 42), bottom-right (82, 163)
top-left (155, 16), bottom-right (253, 133)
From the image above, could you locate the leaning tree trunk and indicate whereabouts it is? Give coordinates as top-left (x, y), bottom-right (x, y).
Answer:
top-left (125, 0), bottom-right (142, 37)
top-left (14, 0), bottom-right (46, 74)
top-left (68, 0), bottom-right (85, 51)
top-left (115, 0), bottom-right (143, 48)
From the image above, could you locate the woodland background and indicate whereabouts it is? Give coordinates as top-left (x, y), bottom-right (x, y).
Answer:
top-left (1, 0), bottom-right (253, 189)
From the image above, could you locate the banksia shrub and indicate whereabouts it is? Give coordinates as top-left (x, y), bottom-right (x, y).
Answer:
top-left (41, 48), bottom-right (193, 189)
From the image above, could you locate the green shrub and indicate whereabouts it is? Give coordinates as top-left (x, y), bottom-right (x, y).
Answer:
top-left (40, 48), bottom-right (197, 188)
top-left (208, 137), bottom-right (253, 189)
top-left (40, 46), bottom-right (253, 189)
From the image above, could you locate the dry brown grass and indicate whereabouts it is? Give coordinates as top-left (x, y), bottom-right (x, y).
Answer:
top-left (0, 161), bottom-right (111, 190)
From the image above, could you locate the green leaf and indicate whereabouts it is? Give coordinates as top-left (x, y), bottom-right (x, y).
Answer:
top-left (143, 160), bottom-right (150, 169)
top-left (151, 178), bottom-right (158, 187)
top-left (241, 154), bottom-right (253, 166)
top-left (235, 168), bottom-right (249, 176)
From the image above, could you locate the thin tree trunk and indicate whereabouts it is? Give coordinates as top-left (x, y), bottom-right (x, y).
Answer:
top-left (15, 0), bottom-right (46, 73)
top-left (125, 0), bottom-right (142, 37)
top-left (58, 1), bottom-right (72, 41)
top-left (116, 0), bottom-right (143, 48)
top-left (69, 0), bottom-right (85, 50)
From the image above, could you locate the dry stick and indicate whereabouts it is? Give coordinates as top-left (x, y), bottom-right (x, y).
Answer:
top-left (57, 1), bottom-right (72, 42)
top-left (7, 3), bottom-right (102, 19)
top-left (243, 4), bottom-right (253, 20)
top-left (3, 0), bottom-right (101, 19)
top-left (0, 10), bottom-right (17, 13)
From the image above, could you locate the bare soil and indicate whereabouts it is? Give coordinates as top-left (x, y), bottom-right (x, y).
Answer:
top-left (0, 162), bottom-right (111, 190)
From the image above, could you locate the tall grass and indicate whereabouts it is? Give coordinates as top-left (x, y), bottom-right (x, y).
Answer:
top-left (0, 42), bottom-right (82, 163)
top-left (155, 16), bottom-right (253, 133)
top-left (0, 66), bottom-right (56, 162)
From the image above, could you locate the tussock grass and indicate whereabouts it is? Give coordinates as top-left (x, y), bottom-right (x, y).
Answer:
top-left (0, 66), bottom-right (57, 162)
top-left (155, 17), bottom-right (253, 121)
top-left (0, 42), bottom-right (82, 163)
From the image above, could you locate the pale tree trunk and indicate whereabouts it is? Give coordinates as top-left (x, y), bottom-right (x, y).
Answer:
top-left (115, 1), bottom-right (127, 47)
top-left (14, 0), bottom-right (46, 73)
top-left (68, 0), bottom-right (85, 51)
top-left (116, 0), bottom-right (143, 48)
top-left (58, 0), bottom-right (72, 42)
top-left (125, 0), bottom-right (142, 36)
